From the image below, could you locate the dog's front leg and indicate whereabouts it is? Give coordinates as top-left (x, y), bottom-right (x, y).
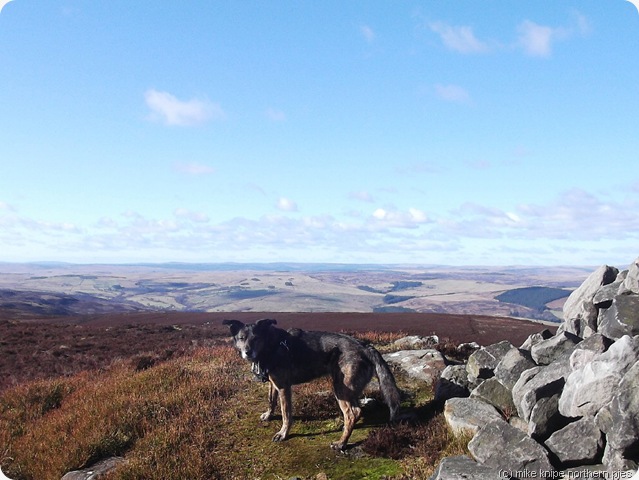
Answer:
top-left (272, 386), bottom-right (292, 442)
top-left (260, 380), bottom-right (277, 421)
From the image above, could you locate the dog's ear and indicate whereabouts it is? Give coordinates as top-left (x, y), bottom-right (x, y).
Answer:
top-left (222, 319), bottom-right (244, 336)
top-left (255, 318), bottom-right (277, 330)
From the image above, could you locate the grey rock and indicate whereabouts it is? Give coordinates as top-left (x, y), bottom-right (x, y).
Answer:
top-left (468, 420), bottom-right (554, 473)
top-left (435, 364), bottom-right (471, 402)
top-left (61, 457), bottom-right (126, 480)
top-left (531, 331), bottom-right (582, 365)
top-left (602, 443), bottom-right (639, 473)
top-left (383, 349), bottom-right (446, 384)
top-left (520, 329), bottom-right (553, 351)
top-left (392, 335), bottom-right (439, 350)
top-left (559, 335), bottom-right (639, 418)
top-left (428, 455), bottom-right (503, 480)
top-left (603, 360), bottom-right (639, 454)
top-left (470, 377), bottom-right (515, 415)
top-left (528, 394), bottom-right (568, 441)
top-left (509, 415), bottom-right (528, 433)
top-left (466, 341), bottom-right (514, 381)
top-left (512, 360), bottom-right (571, 422)
top-left (545, 417), bottom-right (604, 467)
top-left (443, 397), bottom-right (503, 435)
top-left (562, 265), bottom-right (619, 336)
top-left (593, 271), bottom-right (627, 307)
top-left (619, 257), bottom-right (639, 295)
top-left (598, 294), bottom-right (639, 340)
top-left (494, 348), bottom-right (536, 390)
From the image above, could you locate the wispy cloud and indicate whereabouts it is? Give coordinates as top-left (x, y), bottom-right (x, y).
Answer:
top-left (173, 162), bottom-right (215, 176)
top-left (434, 84), bottom-right (471, 104)
top-left (173, 208), bottom-right (210, 223)
top-left (517, 20), bottom-right (555, 57)
top-left (348, 191), bottom-right (375, 203)
top-left (144, 89), bottom-right (225, 126)
top-left (265, 108), bottom-right (287, 122)
top-left (516, 13), bottom-right (591, 58)
top-left (360, 25), bottom-right (375, 43)
top-left (429, 22), bottom-right (489, 54)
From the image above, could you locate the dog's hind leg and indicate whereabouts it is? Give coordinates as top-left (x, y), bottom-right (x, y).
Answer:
top-left (331, 396), bottom-right (361, 451)
top-left (272, 386), bottom-right (292, 442)
top-left (260, 380), bottom-right (278, 421)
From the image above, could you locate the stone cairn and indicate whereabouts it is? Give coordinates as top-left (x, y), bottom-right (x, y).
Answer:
top-left (427, 257), bottom-right (639, 480)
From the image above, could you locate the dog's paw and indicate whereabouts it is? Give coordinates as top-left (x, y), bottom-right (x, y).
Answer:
top-left (260, 412), bottom-right (273, 421)
top-left (272, 431), bottom-right (288, 442)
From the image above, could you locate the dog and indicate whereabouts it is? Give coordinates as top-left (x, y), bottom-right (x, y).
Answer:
top-left (223, 318), bottom-right (401, 450)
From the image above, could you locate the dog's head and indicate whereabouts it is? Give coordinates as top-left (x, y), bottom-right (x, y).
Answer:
top-left (222, 318), bottom-right (277, 361)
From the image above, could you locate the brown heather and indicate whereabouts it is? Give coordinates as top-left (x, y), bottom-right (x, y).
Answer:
top-left (1, 335), bottom-right (473, 479)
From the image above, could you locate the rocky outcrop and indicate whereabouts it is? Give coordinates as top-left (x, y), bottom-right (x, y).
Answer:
top-left (429, 256), bottom-right (639, 479)
top-left (383, 348), bottom-right (446, 384)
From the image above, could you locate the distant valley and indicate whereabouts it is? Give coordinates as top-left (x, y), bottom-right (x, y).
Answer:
top-left (0, 262), bottom-right (593, 322)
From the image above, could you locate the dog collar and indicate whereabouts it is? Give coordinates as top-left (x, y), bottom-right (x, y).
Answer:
top-left (251, 361), bottom-right (269, 383)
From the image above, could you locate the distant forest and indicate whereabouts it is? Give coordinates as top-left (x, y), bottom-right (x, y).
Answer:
top-left (495, 286), bottom-right (571, 312)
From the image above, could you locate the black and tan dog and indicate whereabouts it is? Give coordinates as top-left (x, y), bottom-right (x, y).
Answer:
top-left (223, 318), bottom-right (401, 450)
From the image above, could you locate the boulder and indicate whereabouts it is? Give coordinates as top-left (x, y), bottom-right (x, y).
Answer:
top-left (528, 394), bottom-right (568, 441)
top-left (520, 329), bottom-right (553, 350)
top-left (512, 360), bottom-right (571, 422)
top-left (545, 417), bottom-right (604, 467)
top-left (466, 341), bottom-right (514, 381)
top-left (563, 264), bottom-right (619, 318)
top-left (600, 360), bottom-right (639, 456)
top-left (562, 265), bottom-right (619, 336)
top-left (469, 378), bottom-right (515, 415)
top-left (468, 420), bottom-right (555, 473)
top-left (530, 331), bottom-right (581, 365)
top-left (559, 335), bottom-right (639, 418)
top-left (61, 457), bottom-right (126, 480)
top-left (391, 335), bottom-right (439, 350)
top-left (435, 364), bottom-right (472, 402)
top-left (593, 270), bottom-right (627, 307)
top-left (598, 295), bottom-right (639, 340)
top-left (382, 349), bottom-right (446, 384)
top-left (428, 455), bottom-right (503, 480)
top-left (494, 348), bottom-right (536, 390)
top-left (619, 257), bottom-right (639, 295)
top-left (443, 397), bottom-right (503, 435)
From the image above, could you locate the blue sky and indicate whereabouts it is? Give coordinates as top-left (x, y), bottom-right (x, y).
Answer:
top-left (1, 1), bottom-right (638, 266)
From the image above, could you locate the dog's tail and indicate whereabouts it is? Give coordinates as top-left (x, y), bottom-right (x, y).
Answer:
top-left (365, 345), bottom-right (401, 421)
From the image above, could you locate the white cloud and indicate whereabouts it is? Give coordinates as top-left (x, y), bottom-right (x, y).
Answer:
top-left (371, 207), bottom-right (429, 228)
top-left (144, 89), bottom-right (225, 126)
top-left (429, 22), bottom-right (489, 54)
top-left (360, 25), bottom-right (375, 43)
top-left (276, 197), bottom-right (298, 212)
top-left (173, 162), bottom-right (215, 176)
top-left (434, 84), bottom-right (470, 103)
top-left (517, 20), bottom-right (555, 57)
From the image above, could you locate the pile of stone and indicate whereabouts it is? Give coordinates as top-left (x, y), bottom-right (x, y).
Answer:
top-left (430, 257), bottom-right (639, 480)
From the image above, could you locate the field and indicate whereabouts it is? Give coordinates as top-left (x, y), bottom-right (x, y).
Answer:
top-left (0, 309), bottom-right (554, 479)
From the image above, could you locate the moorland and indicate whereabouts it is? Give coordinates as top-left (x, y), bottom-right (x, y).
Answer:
top-left (0, 262), bottom-right (576, 479)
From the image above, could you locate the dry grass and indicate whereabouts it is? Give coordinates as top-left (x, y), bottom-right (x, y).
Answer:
top-left (1, 335), bottom-right (474, 480)
top-left (1, 346), bottom-right (241, 480)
